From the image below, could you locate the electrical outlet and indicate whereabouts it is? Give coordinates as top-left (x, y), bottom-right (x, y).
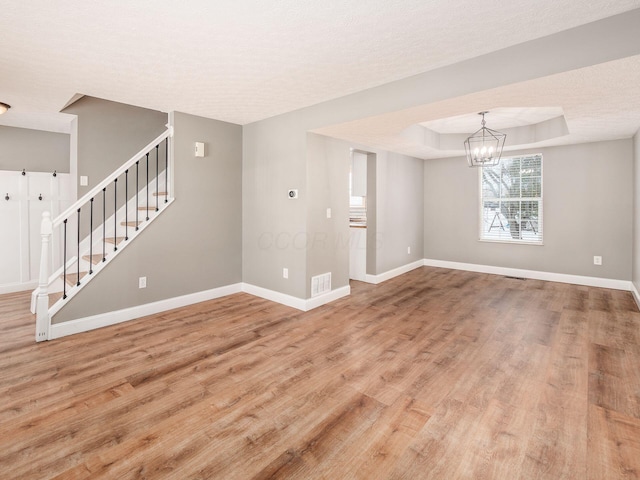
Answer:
top-left (283, 268), bottom-right (289, 279)
top-left (407, 246), bottom-right (411, 255)
top-left (139, 276), bottom-right (147, 288)
top-left (593, 256), bottom-right (602, 266)
top-left (326, 208), bottom-right (331, 219)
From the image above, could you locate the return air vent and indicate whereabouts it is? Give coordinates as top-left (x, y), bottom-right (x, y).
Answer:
top-left (311, 272), bottom-right (331, 297)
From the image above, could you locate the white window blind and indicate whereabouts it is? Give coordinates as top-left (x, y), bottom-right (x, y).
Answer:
top-left (480, 154), bottom-right (543, 244)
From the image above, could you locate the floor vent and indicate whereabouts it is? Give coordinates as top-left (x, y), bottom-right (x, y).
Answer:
top-left (504, 276), bottom-right (526, 280)
top-left (311, 272), bottom-right (331, 297)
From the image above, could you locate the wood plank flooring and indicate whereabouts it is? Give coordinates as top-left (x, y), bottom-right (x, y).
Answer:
top-left (1, 266), bottom-right (639, 479)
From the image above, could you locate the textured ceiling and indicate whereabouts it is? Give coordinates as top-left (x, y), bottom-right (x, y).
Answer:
top-left (314, 55), bottom-right (640, 159)
top-left (1, 0), bottom-right (640, 134)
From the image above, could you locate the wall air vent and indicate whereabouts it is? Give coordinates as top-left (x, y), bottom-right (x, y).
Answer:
top-left (311, 272), bottom-right (331, 297)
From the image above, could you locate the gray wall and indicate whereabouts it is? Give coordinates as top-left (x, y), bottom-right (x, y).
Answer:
top-left (243, 113), bottom-right (308, 298)
top-left (375, 151), bottom-right (424, 274)
top-left (62, 96), bottom-right (167, 197)
top-left (306, 134), bottom-right (350, 295)
top-left (634, 131), bottom-right (640, 293)
top-left (54, 112), bottom-right (243, 323)
top-left (0, 125), bottom-right (69, 173)
top-left (243, 11), bottom-right (640, 300)
top-left (424, 140), bottom-right (633, 280)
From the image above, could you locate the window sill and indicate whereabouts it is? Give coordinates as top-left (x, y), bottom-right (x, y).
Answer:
top-left (478, 239), bottom-right (543, 246)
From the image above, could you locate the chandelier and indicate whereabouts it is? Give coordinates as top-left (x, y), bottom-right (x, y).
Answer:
top-left (464, 111), bottom-right (506, 167)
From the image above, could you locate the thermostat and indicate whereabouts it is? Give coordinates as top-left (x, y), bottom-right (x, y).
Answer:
top-left (287, 189), bottom-right (298, 199)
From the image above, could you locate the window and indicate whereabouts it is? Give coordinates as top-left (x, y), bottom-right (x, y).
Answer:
top-left (480, 154), bottom-right (542, 244)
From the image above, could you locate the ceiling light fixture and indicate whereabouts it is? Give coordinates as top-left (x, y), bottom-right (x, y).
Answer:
top-left (464, 111), bottom-right (506, 167)
top-left (0, 102), bottom-right (11, 115)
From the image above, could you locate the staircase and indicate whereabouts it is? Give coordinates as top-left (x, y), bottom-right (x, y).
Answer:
top-left (32, 129), bottom-right (174, 341)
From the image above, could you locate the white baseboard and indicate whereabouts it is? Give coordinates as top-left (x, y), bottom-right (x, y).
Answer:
top-left (241, 283), bottom-right (307, 310)
top-left (631, 282), bottom-right (640, 310)
top-left (304, 285), bottom-right (351, 311)
top-left (241, 283), bottom-right (350, 311)
top-left (49, 281), bottom-right (352, 340)
top-left (423, 258), bottom-right (632, 291)
top-left (0, 280), bottom-right (38, 295)
top-left (50, 283), bottom-right (243, 340)
top-left (364, 260), bottom-right (424, 285)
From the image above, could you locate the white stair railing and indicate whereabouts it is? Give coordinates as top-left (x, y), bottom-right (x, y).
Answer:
top-left (33, 127), bottom-right (174, 341)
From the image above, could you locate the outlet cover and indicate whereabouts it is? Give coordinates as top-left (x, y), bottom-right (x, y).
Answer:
top-left (139, 276), bottom-right (147, 288)
top-left (283, 268), bottom-right (289, 279)
top-left (408, 246), bottom-right (411, 254)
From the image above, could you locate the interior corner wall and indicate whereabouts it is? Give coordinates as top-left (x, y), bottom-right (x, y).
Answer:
top-left (374, 151), bottom-right (424, 275)
top-left (424, 139), bottom-right (633, 281)
top-left (306, 134), bottom-right (350, 296)
top-left (53, 111), bottom-right (243, 323)
top-left (633, 131), bottom-right (640, 293)
top-left (62, 96), bottom-right (167, 197)
top-left (242, 114), bottom-right (308, 299)
top-left (0, 125), bottom-right (70, 173)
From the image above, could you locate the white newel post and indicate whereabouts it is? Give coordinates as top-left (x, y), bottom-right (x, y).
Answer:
top-left (36, 211), bottom-right (53, 342)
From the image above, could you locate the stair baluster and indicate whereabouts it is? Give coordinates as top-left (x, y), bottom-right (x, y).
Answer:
top-left (76, 208), bottom-right (81, 286)
top-left (156, 145), bottom-right (159, 212)
top-left (89, 198), bottom-right (94, 275)
top-left (146, 152), bottom-right (150, 221)
top-left (102, 188), bottom-right (106, 262)
top-left (125, 169), bottom-right (129, 241)
top-left (113, 179), bottom-right (118, 251)
top-left (165, 138), bottom-right (169, 203)
top-left (136, 161), bottom-right (139, 231)
top-left (63, 219), bottom-right (67, 299)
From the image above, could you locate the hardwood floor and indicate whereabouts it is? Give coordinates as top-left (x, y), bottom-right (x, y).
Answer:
top-left (1, 267), bottom-right (639, 479)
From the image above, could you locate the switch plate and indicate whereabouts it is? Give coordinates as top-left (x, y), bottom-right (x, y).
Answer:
top-left (593, 256), bottom-right (602, 266)
top-left (139, 276), bottom-right (147, 288)
top-left (195, 142), bottom-right (205, 157)
top-left (80, 176), bottom-right (88, 186)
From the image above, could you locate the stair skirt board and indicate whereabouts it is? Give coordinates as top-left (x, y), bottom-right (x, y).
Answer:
top-left (49, 283), bottom-right (351, 340)
top-left (45, 198), bottom-right (175, 318)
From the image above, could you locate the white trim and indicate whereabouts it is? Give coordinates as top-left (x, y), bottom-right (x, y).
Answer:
top-left (50, 283), bottom-right (243, 339)
top-left (304, 285), bottom-right (350, 310)
top-left (364, 260), bottom-right (424, 285)
top-left (48, 281), bottom-right (352, 340)
top-left (241, 283), bottom-right (350, 311)
top-left (0, 280), bottom-right (38, 295)
top-left (631, 282), bottom-right (640, 310)
top-left (423, 258), bottom-right (632, 291)
top-left (241, 283), bottom-right (307, 310)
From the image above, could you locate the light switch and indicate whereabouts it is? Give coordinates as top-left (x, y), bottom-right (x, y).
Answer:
top-left (80, 176), bottom-right (88, 186)
top-left (326, 208), bottom-right (331, 218)
top-left (195, 142), bottom-right (205, 157)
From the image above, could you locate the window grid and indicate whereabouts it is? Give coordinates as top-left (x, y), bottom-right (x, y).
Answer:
top-left (479, 154), bottom-right (543, 244)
